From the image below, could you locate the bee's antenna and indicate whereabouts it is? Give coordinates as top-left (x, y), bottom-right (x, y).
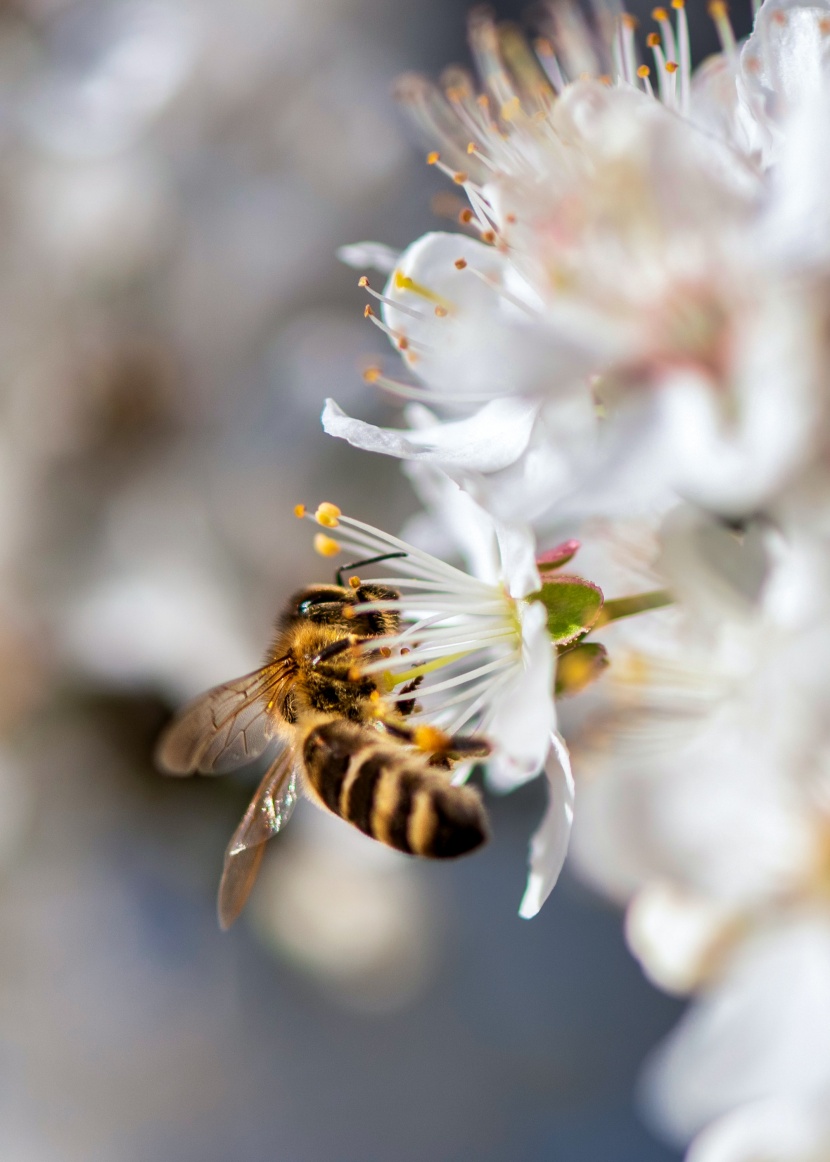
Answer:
top-left (336, 552), bottom-right (407, 588)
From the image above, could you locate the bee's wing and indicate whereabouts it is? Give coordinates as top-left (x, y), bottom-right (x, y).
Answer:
top-left (217, 747), bottom-right (299, 930)
top-left (155, 664), bottom-right (291, 776)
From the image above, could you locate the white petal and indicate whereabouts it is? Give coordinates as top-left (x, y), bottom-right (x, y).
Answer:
top-left (321, 396), bottom-right (539, 474)
top-left (518, 733), bottom-right (575, 919)
top-left (486, 601), bottom-right (555, 789)
top-left (336, 241), bottom-right (399, 273)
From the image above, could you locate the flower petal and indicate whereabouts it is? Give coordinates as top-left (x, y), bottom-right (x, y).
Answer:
top-left (518, 733), bottom-right (575, 919)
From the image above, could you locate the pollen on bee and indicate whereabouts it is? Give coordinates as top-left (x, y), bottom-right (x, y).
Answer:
top-left (343, 606), bottom-right (356, 620)
top-left (348, 575), bottom-right (361, 589)
top-left (347, 666), bottom-right (362, 682)
top-left (293, 503), bottom-right (307, 518)
top-left (314, 532), bottom-right (341, 558)
top-left (315, 502), bottom-right (341, 528)
top-left (454, 258), bottom-right (468, 270)
top-left (414, 725), bottom-right (451, 753)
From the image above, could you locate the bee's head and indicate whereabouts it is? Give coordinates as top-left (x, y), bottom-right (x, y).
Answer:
top-left (285, 585), bottom-right (351, 626)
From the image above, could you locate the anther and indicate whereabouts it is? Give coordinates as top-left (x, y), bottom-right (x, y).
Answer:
top-left (459, 208), bottom-right (474, 224)
top-left (671, 0), bottom-right (684, 9)
top-left (343, 606), bottom-right (356, 619)
top-left (665, 60), bottom-right (678, 71)
top-left (398, 337), bottom-right (409, 350)
top-left (482, 230), bottom-right (496, 244)
top-left (652, 6), bottom-right (669, 18)
top-left (380, 646), bottom-right (392, 658)
top-left (364, 304), bottom-right (374, 318)
top-left (358, 275), bottom-right (369, 287)
top-left (452, 171), bottom-right (469, 184)
top-left (647, 32), bottom-right (660, 46)
top-left (348, 575), bottom-right (361, 589)
top-left (294, 503), bottom-right (306, 518)
top-left (401, 647), bottom-right (411, 655)
top-left (621, 12), bottom-right (639, 28)
top-left (314, 533), bottom-right (341, 558)
top-left (637, 64), bottom-right (651, 77)
top-left (505, 213), bottom-right (516, 224)
top-left (454, 258), bottom-right (468, 270)
top-left (427, 151), bottom-right (440, 165)
top-left (466, 142), bottom-right (477, 154)
top-left (315, 502), bottom-right (341, 528)
top-left (434, 305), bottom-right (448, 317)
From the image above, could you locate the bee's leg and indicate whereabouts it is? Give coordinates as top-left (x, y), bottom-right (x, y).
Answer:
top-left (375, 715), bottom-right (491, 761)
top-left (311, 636), bottom-right (361, 669)
top-left (335, 552), bottom-right (407, 588)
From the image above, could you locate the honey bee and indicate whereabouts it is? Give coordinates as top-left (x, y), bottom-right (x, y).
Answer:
top-left (155, 559), bottom-right (490, 928)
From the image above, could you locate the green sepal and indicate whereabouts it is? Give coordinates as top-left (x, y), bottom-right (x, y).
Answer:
top-left (555, 641), bottom-right (610, 697)
top-left (535, 573), bottom-right (604, 646)
top-left (594, 588), bottom-right (673, 627)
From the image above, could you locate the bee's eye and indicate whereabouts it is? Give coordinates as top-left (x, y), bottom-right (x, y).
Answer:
top-left (297, 592), bottom-right (345, 618)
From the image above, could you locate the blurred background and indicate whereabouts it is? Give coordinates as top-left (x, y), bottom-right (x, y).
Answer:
top-left (0, 1), bottom-right (748, 1158)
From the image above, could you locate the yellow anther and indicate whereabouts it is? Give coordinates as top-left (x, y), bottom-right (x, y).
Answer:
top-left (466, 142), bottom-right (477, 154)
top-left (400, 646), bottom-right (411, 656)
top-left (426, 151), bottom-right (440, 165)
top-left (501, 96), bottom-right (521, 122)
top-left (369, 689), bottom-right (380, 702)
top-left (358, 275), bottom-right (369, 287)
top-left (315, 502), bottom-right (341, 528)
top-left (363, 366), bottom-right (381, 383)
top-left (343, 605), bottom-right (356, 619)
top-left (708, 0), bottom-right (727, 16)
top-left (348, 575), bottom-right (361, 589)
top-left (652, 6), bottom-right (669, 19)
top-left (397, 337), bottom-right (409, 350)
top-left (482, 230), bottom-right (496, 244)
top-left (434, 305), bottom-right (448, 317)
top-left (459, 208), bottom-right (474, 224)
top-left (452, 171), bottom-right (469, 184)
top-left (621, 12), bottom-right (639, 28)
top-left (414, 725), bottom-right (451, 753)
top-left (294, 503), bottom-right (306, 518)
top-left (380, 646), bottom-right (392, 658)
top-left (314, 533), bottom-right (341, 558)
top-left (671, 0), bottom-right (685, 10)
top-left (454, 258), bottom-right (468, 270)
top-left (637, 64), bottom-right (651, 78)
top-left (363, 304), bottom-right (374, 318)
top-left (665, 60), bottom-right (678, 72)
top-left (646, 32), bottom-right (660, 46)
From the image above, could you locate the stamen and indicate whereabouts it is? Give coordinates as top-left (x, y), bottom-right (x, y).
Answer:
top-left (361, 364), bottom-right (500, 404)
top-left (671, 0), bottom-right (691, 113)
top-left (314, 533), bottom-right (341, 557)
top-left (294, 504), bottom-right (306, 518)
top-left (315, 503), bottom-right (341, 528)
top-left (707, 0), bottom-right (737, 54)
top-left (637, 63), bottom-right (654, 96)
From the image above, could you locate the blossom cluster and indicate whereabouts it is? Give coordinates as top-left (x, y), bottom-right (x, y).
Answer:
top-left (317, 0), bottom-right (830, 1156)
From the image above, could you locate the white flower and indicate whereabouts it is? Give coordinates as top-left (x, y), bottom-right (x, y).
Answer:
top-left (303, 502), bottom-right (572, 916)
top-left (326, 2), bottom-right (829, 522)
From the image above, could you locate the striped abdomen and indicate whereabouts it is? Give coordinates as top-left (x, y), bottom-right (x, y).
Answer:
top-left (302, 719), bottom-right (488, 858)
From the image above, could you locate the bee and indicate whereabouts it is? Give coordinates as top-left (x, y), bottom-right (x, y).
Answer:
top-left (155, 556), bottom-right (490, 928)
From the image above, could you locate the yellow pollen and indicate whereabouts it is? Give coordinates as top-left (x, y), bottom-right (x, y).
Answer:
top-left (363, 366), bottom-right (381, 383)
top-left (665, 59), bottom-right (678, 72)
top-left (369, 689), bottom-right (380, 703)
top-left (315, 502), bottom-right (341, 528)
top-left (652, 6), bottom-right (669, 18)
top-left (426, 151), bottom-right (440, 165)
top-left (414, 725), bottom-right (450, 753)
top-left (343, 606), bottom-right (356, 620)
top-left (671, 0), bottom-right (685, 10)
top-left (621, 12), bottom-right (638, 28)
top-left (637, 64), bottom-right (651, 77)
top-left (293, 503), bottom-right (306, 518)
top-left (348, 575), bottom-right (361, 589)
top-left (646, 32), bottom-right (660, 46)
top-left (358, 275), bottom-right (369, 287)
top-left (314, 533), bottom-right (341, 558)
top-left (452, 171), bottom-right (468, 184)
top-left (454, 258), bottom-right (468, 270)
